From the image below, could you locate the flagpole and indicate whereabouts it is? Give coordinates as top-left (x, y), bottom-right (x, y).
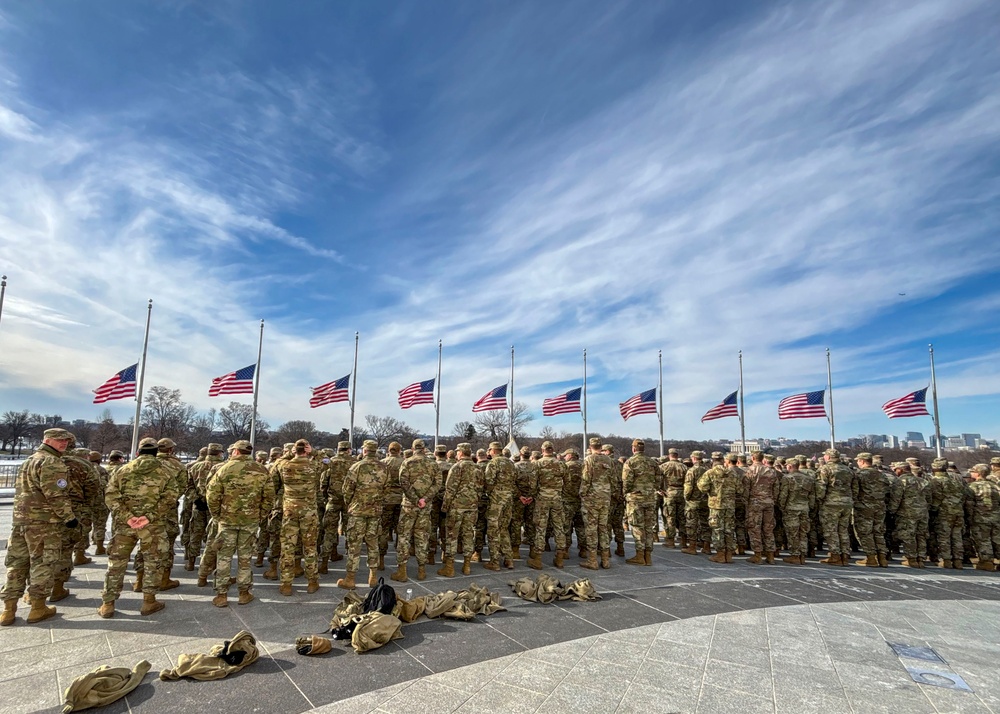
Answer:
top-left (826, 347), bottom-right (835, 449)
top-left (658, 350), bottom-right (664, 457)
top-left (130, 299), bottom-right (153, 456)
top-left (509, 345), bottom-right (515, 443)
top-left (738, 350), bottom-right (746, 452)
top-left (349, 331), bottom-right (359, 451)
top-left (434, 340), bottom-right (442, 449)
top-left (582, 348), bottom-right (588, 456)
top-left (250, 319), bottom-right (264, 446)
top-left (930, 344), bottom-right (942, 459)
top-left (0, 275), bottom-right (7, 335)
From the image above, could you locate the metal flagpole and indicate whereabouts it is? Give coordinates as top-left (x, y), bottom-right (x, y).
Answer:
top-left (582, 348), bottom-right (588, 456)
top-left (130, 299), bottom-right (153, 455)
top-left (509, 345), bottom-right (515, 442)
top-left (738, 350), bottom-right (746, 452)
top-left (349, 331), bottom-right (359, 451)
top-left (434, 340), bottom-right (442, 449)
top-left (0, 275), bottom-right (7, 335)
top-left (250, 319), bottom-right (264, 446)
top-left (930, 344), bottom-right (943, 458)
top-left (658, 350), bottom-right (664, 457)
top-left (826, 347), bottom-right (835, 449)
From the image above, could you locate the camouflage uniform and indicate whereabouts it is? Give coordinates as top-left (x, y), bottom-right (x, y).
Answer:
top-left (135, 444), bottom-right (186, 581)
top-left (967, 467), bottom-right (1000, 568)
top-left (778, 463), bottom-right (816, 561)
top-left (256, 450), bottom-right (286, 567)
top-left (279, 448), bottom-right (321, 585)
top-left (815, 451), bottom-right (858, 561)
top-left (929, 461), bottom-right (966, 566)
top-left (57, 450), bottom-right (101, 588)
top-left (343, 445), bottom-right (388, 576)
top-left (185, 450), bottom-right (223, 562)
top-left (1, 439), bottom-right (76, 607)
top-left (430, 449), bottom-right (451, 561)
top-left (320, 444), bottom-right (352, 564)
top-left (179, 450), bottom-right (205, 556)
top-left (732, 461), bottom-right (749, 553)
top-left (745, 458), bottom-right (779, 559)
top-left (682, 456), bottom-right (709, 550)
top-left (697, 459), bottom-right (737, 557)
top-left (580, 440), bottom-right (615, 566)
top-left (379, 445), bottom-right (405, 564)
top-left (659, 455), bottom-right (687, 546)
top-left (530, 445), bottom-right (567, 562)
top-left (473, 453), bottom-right (490, 557)
top-left (206, 447), bottom-right (274, 596)
top-left (443, 450), bottom-right (484, 565)
top-left (888, 466), bottom-right (929, 565)
top-left (562, 451), bottom-right (587, 554)
top-left (484, 445), bottom-right (516, 566)
top-left (89, 453), bottom-right (111, 550)
top-left (395, 444), bottom-right (439, 571)
top-left (852, 455), bottom-right (889, 565)
top-left (510, 449), bottom-right (535, 557)
top-left (605, 446), bottom-right (626, 554)
top-left (623, 441), bottom-right (658, 558)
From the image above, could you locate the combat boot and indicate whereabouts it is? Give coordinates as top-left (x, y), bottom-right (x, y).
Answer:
top-left (184, 557), bottom-right (195, 572)
top-left (736, 544), bottom-right (746, 555)
top-left (807, 544), bottom-right (816, 558)
top-left (581, 552), bottom-right (599, 570)
top-left (132, 572), bottom-right (144, 592)
top-left (1, 600), bottom-right (16, 626)
top-left (238, 590), bottom-right (254, 605)
top-left (139, 593), bottom-right (164, 616)
top-left (279, 582), bottom-right (293, 596)
top-left (700, 541), bottom-right (712, 554)
top-left (294, 559), bottom-right (305, 578)
top-left (160, 567), bottom-right (180, 591)
top-left (336, 571), bottom-right (357, 589)
top-left (916, 557), bottom-right (926, 568)
top-left (681, 542), bottom-right (698, 555)
top-left (765, 551), bottom-right (775, 564)
top-left (437, 558), bottom-right (455, 577)
top-left (626, 549), bottom-right (646, 565)
top-left (461, 559), bottom-right (472, 575)
top-left (49, 581), bottom-right (70, 602)
top-left (94, 540), bottom-right (107, 556)
top-left (615, 542), bottom-right (625, 557)
top-left (877, 553), bottom-right (889, 568)
top-left (307, 578), bottom-right (320, 594)
top-left (600, 549), bottom-right (611, 569)
top-left (318, 557), bottom-right (329, 575)
top-left (483, 559), bottom-right (501, 572)
top-left (527, 551), bottom-right (543, 570)
top-left (368, 569), bottom-right (378, 586)
top-left (513, 546), bottom-right (522, 560)
top-left (390, 561), bottom-right (409, 582)
top-left (747, 553), bottom-right (762, 564)
top-left (819, 552), bottom-right (840, 565)
top-left (724, 549), bottom-right (735, 564)
top-left (212, 593), bottom-right (228, 608)
top-left (197, 574), bottom-right (209, 587)
top-left (378, 554), bottom-right (385, 571)
top-left (553, 549), bottom-right (565, 569)
top-left (263, 562), bottom-right (278, 580)
top-left (97, 601), bottom-right (115, 619)
top-left (855, 555), bottom-right (879, 567)
top-left (504, 558), bottom-right (514, 569)
top-left (579, 548), bottom-right (589, 559)
top-left (330, 544), bottom-right (343, 563)
top-left (781, 554), bottom-right (801, 565)
top-left (427, 548), bottom-right (436, 565)
top-left (73, 550), bottom-right (92, 566)
top-left (953, 559), bottom-right (963, 570)
top-left (254, 554), bottom-right (265, 567)
top-left (27, 598), bottom-right (56, 623)
top-left (708, 550), bottom-right (727, 563)
top-left (417, 565), bottom-right (426, 581)
top-left (643, 549), bottom-right (653, 566)
top-left (470, 551), bottom-right (481, 562)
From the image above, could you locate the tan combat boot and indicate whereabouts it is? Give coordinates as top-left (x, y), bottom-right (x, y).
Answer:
top-left (765, 551), bottom-right (775, 565)
top-left (390, 561), bottom-right (409, 582)
top-left (470, 551), bottom-right (481, 562)
top-left (736, 544), bottom-right (746, 555)
top-left (132, 571), bottom-right (144, 592)
top-left (553, 549), bottom-right (565, 569)
top-left (504, 558), bottom-right (514, 569)
top-left (184, 557), bottom-right (195, 572)
top-left (336, 571), bottom-right (357, 589)
top-left (279, 582), bottom-right (293, 596)
top-left (27, 598), bottom-right (56, 623)
top-left (238, 590), bottom-right (255, 605)
top-left (953, 559), bottom-right (963, 570)
top-left (263, 562), bottom-right (278, 580)
top-left (368, 569), bottom-right (378, 587)
top-left (615, 542), bottom-right (625, 557)
top-left (49, 581), bottom-right (70, 602)
top-left (600, 549), bottom-right (611, 569)
top-left (527, 551), bottom-right (543, 570)
top-left (877, 553), bottom-right (889, 567)
top-left (330, 544), bottom-right (343, 563)
top-left (97, 600), bottom-right (115, 619)
top-left (139, 593), bottom-right (164, 616)
top-left (73, 550), bottom-right (92, 566)
top-left (781, 554), bottom-right (801, 565)
top-left (416, 565), bottom-right (426, 581)
top-left (254, 554), bottom-right (265, 567)
top-left (855, 555), bottom-right (879, 567)
top-left (160, 567), bottom-right (180, 591)
top-left (819, 552), bottom-right (840, 565)
top-left (512, 545), bottom-right (522, 560)
top-left (212, 593), bottom-right (228, 608)
top-left (461, 559), bottom-right (472, 575)
top-left (725, 549), bottom-right (735, 563)
top-left (427, 547), bottom-right (436, 565)
top-left (94, 540), bottom-right (107, 556)
top-left (196, 574), bottom-right (209, 587)
top-left (306, 578), bottom-right (320, 594)
top-left (1, 600), bottom-right (16, 626)
top-left (643, 549), bottom-right (653, 566)
top-left (708, 550), bottom-right (726, 563)
top-left (747, 553), bottom-right (762, 564)
top-left (581, 551), bottom-right (599, 570)
top-left (626, 549), bottom-right (646, 565)
top-left (318, 557), bottom-right (329, 574)
top-left (700, 541), bottom-right (712, 554)
top-left (437, 557), bottom-right (456, 577)
top-left (483, 559), bottom-right (501, 572)
top-left (681, 542), bottom-right (698, 555)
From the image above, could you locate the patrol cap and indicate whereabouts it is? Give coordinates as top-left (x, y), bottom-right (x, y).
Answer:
top-left (632, 439), bottom-right (645, 449)
top-left (388, 441), bottom-right (402, 453)
top-left (905, 457), bottom-right (919, 464)
top-left (207, 442), bottom-right (224, 454)
top-left (157, 438), bottom-right (176, 450)
top-left (520, 446), bottom-right (531, 456)
top-left (530, 450), bottom-right (541, 459)
top-left (412, 439), bottom-right (426, 450)
top-left (43, 428), bottom-right (75, 441)
top-left (403, 449), bottom-right (413, 458)
top-left (232, 439), bottom-right (253, 452)
top-left (786, 458), bottom-right (799, 468)
top-left (295, 439), bottom-right (310, 448)
top-left (283, 442), bottom-right (295, 450)
top-left (726, 453), bottom-right (738, 463)
top-left (269, 447), bottom-right (282, 456)
top-left (991, 457), bottom-right (1000, 466)
top-left (199, 447), bottom-right (209, 456)
top-left (690, 450), bottom-right (704, 459)
top-left (931, 458), bottom-right (948, 471)
top-left (668, 448), bottom-right (679, 455)
top-left (541, 440), bottom-right (554, 451)
top-left (972, 464), bottom-right (989, 475)
top-left (362, 439), bottom-right (378, 451)
top-left (872, 454), bottom-right (883, 461)
top-left (824, 448), bottom-right (839, 457)
top-left (435, 444), bottom-right (448, 455)
top-left (138, 437), bottom-right (158, 449)
top-left (564, 448), bottom-right (579, 457)
top-left (476, 449), bottom-right (487, 458)
top-left (456, 442), bottom-right (472, 454)
top-left (338, 441), bottom-right (351, 451)
top-left (602, 444), bottom-right (614, 453)
top-left (856, 453), bottom-right (872, 462)
top-left (489, 441), bottom-right (503, 451)
top-left (109, 450), bottom-right (124, 459)
top-left (88, 450), bottom-right (102, 462)
top-left (764, 454), bottom-right (776, 462)
top-left (255, 451), bottom-right (267, 459)
top-left (711, 451), bottom-right (723, 460)
top-left (74, 448), bottom-right (91, 457)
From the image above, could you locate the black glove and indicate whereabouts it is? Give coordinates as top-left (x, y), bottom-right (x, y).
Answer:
top-left (194, 497), bottom-right (208, 512)
top-left (65, 518), bottom-right (79, 529)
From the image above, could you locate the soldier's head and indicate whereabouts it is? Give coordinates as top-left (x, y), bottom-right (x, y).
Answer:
top-left (137, 437), bottom-right (158, 456)
top-left (588, 437), bottom-right (603, 454)
top-left (88, 450), bottom-right (102, 464)
top-left (872, 455), bottom-right (883, 465)
top-left (294, 439), bottom-right (311, 456)
top-left (931, 458), bottom-right (948, 473)
top-left (711, 451), bottom-right (723, 464)
top-left (207, 443), bottom-right (224, 457)
top-left (530, 450), bottom-right (541, 461)
top-left (488, 441), bottom-right (503, 457)
top-left (412, 438), bottom-right (427, 454)
top-left (456, 442), bottom-right (473, 458)
top-left (726, 453), bottom-right (738, 466)
top-left (856, 453), bottom-right (873, 467)
top-left (42, 428), bottom-right (75, 453)
top-left (269, 446), bottom-right (282, 460)
top-left (750, 451), bottom-right (763, 463)
top-left (632, 439), bottom-right (645, 454)
top-left (602, 444), bottom-right (614, 457)
top-left (786, 459), bottom-right (799, 472)
top-left (255, 451), bottom-right (267, 463)
top-left (541, 440), bottom-right (555, 456)
top-left (520, 445), bottom-right (531, 460)
top-left (388, 441), bottom-right (402, 455)
top-left (435, 444), bottom-right (448, 459)
top-left (475, 448), bottom-right (488, 462)
top-left (362, 439), bottom-right (378, 456)
top-left (109, 450), bottom-right (125, 463)
top-left (763, 453), bottom-right (776, 465)
top-left (668, 447), bottom-right (679, 460)
top-left (157, 437), bottom-right (176, 455)
top-left (337, 440), bottom-right (351, 455)
top-left (893, 462), bottom-right (910, 475)
top-left (737, 454), bottom-right (747, 466)
top-left (403, 448), bottom-right (413, 458)
top-left (824, 448), bottom-right (840, 463)
top-left (990, 457), bottom-right (1000, 471)
top-left (971, 464), bottom-right (989, 480)
top-left (564, 448), bottom-right (579, 461)
top-left (447, 449), bottom-right (456, 460)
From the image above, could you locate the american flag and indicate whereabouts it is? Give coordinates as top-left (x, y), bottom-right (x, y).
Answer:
top-left (542, 387), bottom-right (582, 416)
top-left (93, 363), bottom-right (138, 404)
top-left (209, 364), bottom-right (256, 397)
top-left (310, 374), bottom-right (350, 408)
top-left (619, 388), bottom-right (657, 421)
top-left (473, 384), bottom-right (508, 412)
top-left (778, 390), bottom-right (826, 419)
top-left (882, 387), bottom-right (930, 419)
top-left (701, 390), bottom-right (739, 422)
top-left (398, 378), bottom-right (435, 409)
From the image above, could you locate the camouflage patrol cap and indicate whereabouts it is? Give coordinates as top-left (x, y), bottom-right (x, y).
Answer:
top-left (255, 451), bottom-right (267, 459)
top-left (362, 439), bottom-right (378, 451)
top-left (632, 439), bottom-right (645, 448)
top-left (231, 439), bottom-right (253, 452)
top-left (589, 437), bottom-right (602, 448)
top-left (891, 462), bottom-right (906, 470)
top-left (541, 440), bottom-right (555, 451)
top-left (338, 441), bottom-right (351, 451)
top-left (157, 438), bottom-right (176, 450)
top-left (295, 439), bottom-right (310, 448)
top-left (872, 454), bottom-right (883, 461)
top-left (520, 446), bottom-right (531, 456)
top-left (668, 448), bottom-right (679, 455)
top-left (763, 453), bottom-right (775, 462)
top-left (564, 448), bottom-right (579, 458)
top-left (269, 447), bottom-right (282, 456)
top-left (489, 441), bottom-right (503, 451)
top-left (284, 442), bottom-right (295, 450)
top-left (786, 458), bottom-right (799, 468)
top-left (138, 437), bottom-right (158, 449)
top-left (200, 447), bottom-right (209, 456)
top-left (972, 464), bottom-right (989, 475)
top-left (109, 450), bottom-right (125, 459)
top-left (43, 428), bottom-right (74, 441)
top-left (412, 439), bottom-right (426, 450)
top-left (856, 453), bottom-right (873, 462)
top-left (73, 448), bottom-right (91, 457)
top-left (456, 442), bottom-right (472, 454)
top-left (931, 458), bottom-right (948, 471)
top-left (531, 450), bottom-right (541, 459)
top-left (602, 444), bottom-right (614, 453)
top-left (88, 450), bottom-right (102, 462)
top-left (207, 442), bottom-right (224, 454)
top-left (711, 451), bottom-right (723, 460)
top-left (435, 444), bottom-right (448, 455)
top-left (726, 453), bottom-right (738, 463)
top-left (749, 450), bottom-right (762, 458)
top-left (388, 441), bottom-right (402, 453)
top-left (690, 450), bottom-right (704, 459)
top-left (824, 448), bottom-right (839, 458)
top-left (403, 449), bottom-right (413, 458)
top-left (905, 457), bottom-right (919, 464)
top-left (991, 457), bottom-right (1000, 466)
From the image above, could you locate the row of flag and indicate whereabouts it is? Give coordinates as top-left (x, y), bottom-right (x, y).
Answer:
top-left (94, 362), bottom-right (932, 421)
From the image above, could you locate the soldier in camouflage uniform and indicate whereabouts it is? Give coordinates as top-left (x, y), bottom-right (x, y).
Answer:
top-left (816, 449), bottom-right (858, 566)
top-left (888, 462), bottom-right (928, 567)
top-left (319, 441), bottom-right (352, 572)
top-left (206, 440), bottom-right (275, 606)
top-left (510, 446), bottom-right (535, 560)
top-left (928, 457), bottom-right (966, 568)
top-left (185, 443), bottom-right (224, 569)
top-left (623, 439), bottom-right (658, 566)
top-left (439, 443), bottom-right (483, 576)
top-left (378, 442), bottom-right (405, 571)
top-left (391, 439), bottom-right (439, 582)
top-left (255, 446), bottom-right (283, 570)
top-left (429, 445), bottom-right (450, 565)
top-left (1, 428), bottom-right (77, 626)
top-left (778, 458), bottom-right (815, 564)
top-left (745, 451), bottom-right (779, 564)
top-left (483, 441), bottom-right (516, 571)
top-left (53, 445), bottom-right (101, 601)
top-left (658, 448), bottom-right (687, 549)
top-left (731, 453), bottom-right (749, 554)
top-left (852, 453), bottom-right (889, 567)
top-left (179, 447), bottom-right (206, 563)
top-left (527, 441), bottom-right (567, 570)
top-left (263, 444), bottom-right (295, 580)
top-left (967, 465), bottom-right (1000, 571)
top-left (604, 444), bottom-right (626, 556)
top-left (339, 440), bottom-right (387, 589)
top-left (579, 437), bottom-right (615, 570)
top-left (98, 437), bottom-right (180, 618)
top-left (472, 449), bottom-right (490, 561)
top-left (562, 448), bottom-right (587, 557)
top-left (797, 455), bottom-right (821, 557)
top-left (697, 453), bottom-right (737, 563)
top-left (682, 451), bottom-right (710, 555)
top-left (88, 451), bottom-right (111, 555)
top-left (278, 440), bottom-right (321, 594)
top-left (134, 438), bottom-right (186, 592)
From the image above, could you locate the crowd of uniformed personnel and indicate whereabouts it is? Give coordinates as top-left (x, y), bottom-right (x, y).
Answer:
top-left (4, 427), bottom-right (1000, 627)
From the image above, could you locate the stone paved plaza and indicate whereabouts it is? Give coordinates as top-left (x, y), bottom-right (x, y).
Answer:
top-left (2, 499), bottom-right (1000, 713)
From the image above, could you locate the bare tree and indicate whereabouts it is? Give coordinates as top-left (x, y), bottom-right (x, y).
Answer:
top-left (363, 415), bottom-right (413, 450)
top-left (89, 409), bottom-right (130, 454)
top-left (273, 420), bottom-right (324, 445)
top-left (0, 410), bottom-right (38, 452)
top-left (472, 401), bottom-right (534, 444)
top-left (141, 386), bottom-right (196, 439)
top-left (181, 409), bottom-right (217, 454)
top-left (537, 425), bottom-right (558, 442)
top-left (218, 402), bottom-right (268, 443)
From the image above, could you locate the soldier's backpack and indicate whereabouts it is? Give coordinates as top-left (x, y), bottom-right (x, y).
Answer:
top-left (362, 577), bottom-right (397, 615)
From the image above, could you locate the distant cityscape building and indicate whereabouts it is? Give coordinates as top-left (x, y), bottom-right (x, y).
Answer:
top-left (906, 431), bottom-right (924, 443)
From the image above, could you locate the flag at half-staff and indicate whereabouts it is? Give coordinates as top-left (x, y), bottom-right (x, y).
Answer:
top-left (398, 378), bottom-right (435, 409)
top-left (310, 374), bottom-right (350, 408)
top-left (619, 388), bottom-right (657, 421)
top-left (93, 363), bottom-right (138, 404)
top-left (882, 387), bottom-right (930, 419)
top-left (777, 390), bottom-right (826, 419)
top-left (209, 364), bottom-right (256, 396)
top-left (701, 390), bottom-right (738, 422)
top-left (542, 387), bottom-right (582, 416)
top-left (473, 384), bottom-right (508, 412)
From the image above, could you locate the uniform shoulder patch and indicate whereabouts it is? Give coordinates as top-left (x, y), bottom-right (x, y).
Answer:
top-left (56, 478), bottom-right (68, 488)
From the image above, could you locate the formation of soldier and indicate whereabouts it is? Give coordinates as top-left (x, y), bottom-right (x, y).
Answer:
top-left (5, 428), bottom-right (1000, 627)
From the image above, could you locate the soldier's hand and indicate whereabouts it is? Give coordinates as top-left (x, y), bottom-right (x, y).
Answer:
top-left (417, 498), bottom-right (427, 508)
top-left (65, 518), bottom-right (79, 529)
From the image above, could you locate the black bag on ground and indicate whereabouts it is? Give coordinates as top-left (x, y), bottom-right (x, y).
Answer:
top-left (362, 577), bottom-right (397, 615)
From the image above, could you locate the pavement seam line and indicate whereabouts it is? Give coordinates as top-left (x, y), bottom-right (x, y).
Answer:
top-left (694, 613), bottom-right (718, 713)
top-left (231, 604), bottom-right (316, 710)
top-left (809, 603), bottom-right (857, 714)
top-left (763, 606), bottom-right (777, 710)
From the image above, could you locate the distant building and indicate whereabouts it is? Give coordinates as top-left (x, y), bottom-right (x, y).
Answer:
top-left (884, 435), bottom-right (899, 448)
top-left (730, 440), bottom-right (764, 454)
top-left (906, 431), bottom-right (924, 443)
top-left (962, 433), bottom-right (982, 448)
top-left (907, 440), bottom-right (927, 449)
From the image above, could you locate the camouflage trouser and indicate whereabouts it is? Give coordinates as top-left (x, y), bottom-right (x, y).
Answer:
top-left (509, 497), bottom-right (528, 551)
top-left (378, 502), bottom-right (402, 556)
top-left (562, 498), bottom-right (586, 552)
top-left (486, 494), bottom-right (513, 562)
top-left (735, 502), bottom-right (748, 550)
top-left (747, 501), bottom-right (776, 554)
top-left (809, 508), bottom-right (822, 551)
top-left (214, 526), bottom-right (256, 594)
top-left (972, 519), bottom-right (1000, 561)
top-left (926, 509), bottom-right (939, 560)
top-left (280, 507), bottom-right (318, 583)
top-left (445, 508), bottom-right (478, 560)
top-left (609, 499), bottom-right (625, 546)
top-left (933, 511), bottom-right (964, 562)
top-left (77, 510), bottom-right (93, 553)
top-left (255, 510), bottom-right (283, 562)
top-left (532, 496), bottom-right (565, 554)
top-left (55, 520), bottom-right (85, 586)
top-left (1, 524), bottom-right (63, 601)
top-left (820, 503), bottom-right (853, 555)
top-left (523, 501), bottom-right (537, 545)
top-left (709, 507), bottom-right (736, 552)
top-left (853, 505), bottom-right (887, 556)
top-left (346, 514), bottom-right (380, 573)
top-left (894, 512), bottom-right (928, 560)
top-left (773, 509), bottom-right (786, 551)
top-left (196, 520), bottom-right (221, 580)
top-left (138, 506), bottom-right (181, 574)
top-left (91, 504), bottom-right (110, 544)
top-left (102, 521), bottom-right (168, 602)
top-left (582, 496), bottom-right (611, 552)
top-left (321, 495), bottom-right (348, 558)
top-left (396, 505), bottom-right (431, 566)
top-left (627, 500), bottom-right (657, 551)
top-left (473, 501), bottom-right (488, 553)
top-left (315, 501), bottom-right (326, 558)
top-left (429, 498), bottom-right (445, 552)
top-left (179, 495), bottom-right (194, 552)
top-left (684, 501), bottom-right (709, 544)
top-left (186, 507), bottom-right (209, 560)
top-left (663, 489), bottom-right (686, 543)
top-left (784, 509), bottom-right (810, 556)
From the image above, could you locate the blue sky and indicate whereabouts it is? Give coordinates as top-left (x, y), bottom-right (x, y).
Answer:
top-left (1, 1), bottom-right (999, 443)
